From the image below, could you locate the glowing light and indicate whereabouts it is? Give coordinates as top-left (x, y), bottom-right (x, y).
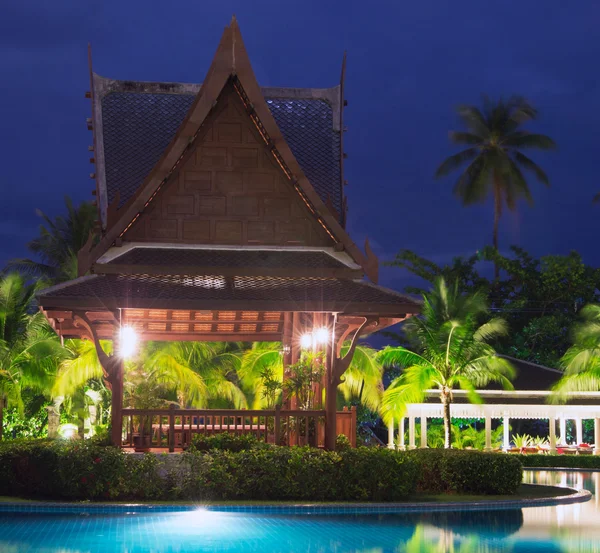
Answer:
top-left (120, 326), bottom-right (138, 359)
top-left (300, 333), bottom-right (313, 349)
top-left (314, 327), bottom-right (330, 344)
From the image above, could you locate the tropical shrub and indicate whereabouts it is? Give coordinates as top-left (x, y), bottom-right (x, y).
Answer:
top-left (408, 449), bottom-right (522, 495)
top-left (189, 432), bottom-right (267, 452)
top-left (0, 440), bottom-right (521, 501)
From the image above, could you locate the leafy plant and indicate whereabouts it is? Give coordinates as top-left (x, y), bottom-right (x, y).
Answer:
top-left (380, 278), bottom-right (515, 448)
top-left (283, 352), bottom-right (325, 410)
top-left (512, 433), bottom-right (532, 448)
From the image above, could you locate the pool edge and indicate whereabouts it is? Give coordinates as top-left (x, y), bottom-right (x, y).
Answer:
top-left (0, 488), bottom-right (591, 515)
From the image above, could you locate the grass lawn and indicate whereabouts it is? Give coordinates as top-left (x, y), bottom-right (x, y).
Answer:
top-left (0, 484), bottom-right (575, 505)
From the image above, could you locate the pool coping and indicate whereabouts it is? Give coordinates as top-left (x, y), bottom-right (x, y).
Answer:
top-left (524, 466), bottom-right (600, 473)
top-left (0, 487), bottom-right (591, 515)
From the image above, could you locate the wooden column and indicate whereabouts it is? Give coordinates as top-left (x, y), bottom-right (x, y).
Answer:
top-left (325, 316), bottom-right (371, 450)
top-left (73, 311), bottom-right (123, 447)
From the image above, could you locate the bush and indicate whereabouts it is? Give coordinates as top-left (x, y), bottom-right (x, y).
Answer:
top-left (408, 449), bottom-right (523, 495)
top-left (0, 440), bottom-right (522, 502)
top-left (189, 432), bottom-right (267, 452)
top-left (517, 454), bottom-right (600, 469)
top-left (335, 434), bottom-right (352, 452)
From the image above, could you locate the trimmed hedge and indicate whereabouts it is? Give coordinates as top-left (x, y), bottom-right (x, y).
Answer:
top-left (408, 449), bottom-right (523, 495)
top-left (517, 454), bottom-right (600, 469)
top-left (0, 436), bottom-right (523, 502)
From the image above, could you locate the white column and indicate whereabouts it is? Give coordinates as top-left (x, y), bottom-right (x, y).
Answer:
top-left (549, 418), bottom-right (557, 454)
top-left (387, 418), bottom-right (395, 449)
top-left (408, 416), bottom-right (416, 450)
top-left (398, 417), bottom-right (406, 451)
top-left (576, 418), bottom-right (583, 445)
top-left (484, 415), bottom-right (492, 451)
top-left (560, 418), bottom-right (567, 445)
top-left (503, 415), bottom-right (510, 452)
top-left (420, 415), bottom-right (428, 449)
top-left (594, 418), bottom-right (600, 455)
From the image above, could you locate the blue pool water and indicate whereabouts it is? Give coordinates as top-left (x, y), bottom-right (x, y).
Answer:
top-left (0, 470), bottom-right (597, 553)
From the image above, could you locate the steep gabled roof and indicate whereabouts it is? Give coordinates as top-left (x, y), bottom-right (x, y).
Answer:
top-left (82, 18), bottom-right (377, 280)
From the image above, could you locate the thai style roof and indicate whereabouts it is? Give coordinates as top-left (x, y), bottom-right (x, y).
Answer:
top-left (93, 77), bottom-right (343, 225)
top-left (38, 272), bottom-right (419, 315)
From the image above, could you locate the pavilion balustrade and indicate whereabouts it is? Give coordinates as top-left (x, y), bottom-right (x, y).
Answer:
top-left (121, 406), bottom-right (359, 451)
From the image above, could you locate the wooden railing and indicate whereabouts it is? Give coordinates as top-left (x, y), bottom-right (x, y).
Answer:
top-left (121, 406), bottom-right (330, 451)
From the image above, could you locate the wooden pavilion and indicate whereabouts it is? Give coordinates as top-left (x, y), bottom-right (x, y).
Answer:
top-left (37, 18), bottom-right (419, 450)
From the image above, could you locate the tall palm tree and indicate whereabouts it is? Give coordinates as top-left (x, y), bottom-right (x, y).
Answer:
top-left (8, 196), bottom-right (97, 283)
top-left (0, 273), bottom-right (65, 438)
top-left (552, 304), bottom-right (600, 397)
top-left (379, 278), bottom-right (514, 448)
top-left (239, 341), bottom-right (383, 411)
top-left (436, 97), bottom-right (555, 277)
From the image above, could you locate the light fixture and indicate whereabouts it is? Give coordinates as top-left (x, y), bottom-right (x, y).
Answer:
top-left (300, 333), bottom-right (313, 350)
top-left (314, 327), bottom-right (329, 344)
top-left (281, 344), bottom-right (291, 355)
top-left (119, 326), bottom-right (138, 359)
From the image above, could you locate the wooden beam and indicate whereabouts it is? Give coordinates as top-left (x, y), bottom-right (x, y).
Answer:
top-left (91, 263), bottom-right (363, 279)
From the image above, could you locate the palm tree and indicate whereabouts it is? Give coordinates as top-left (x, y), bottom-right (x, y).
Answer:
top-left (436, 97), bottom-right (555, 277)
top-left (54, 340), bottom-right (247, 410)
top-left (0, 273), bottom-right (65, 439)
top-left (379, 278), bottom-right (514, 448)
top-left (552, 304), bottom-right (600, 397)
top-left (8, 196), bottom-right (96, 283)
top-left (239, 341), bottom-right (383, 411)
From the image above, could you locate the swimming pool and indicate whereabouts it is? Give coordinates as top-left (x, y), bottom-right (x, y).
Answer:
top-left (0, 470), bottom-right (596, 553)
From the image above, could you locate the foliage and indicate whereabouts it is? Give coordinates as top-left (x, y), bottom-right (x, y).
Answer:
top-left (380, 278), bottom-right (514, 447)
top-left (404, 423), bottom-right (505, 450)
top-left (238, 342), bottom-right (283, 409)
top-left (408, 449), bottom-right (523, 495)
top-left (282, 352), bottom-right (325, 409)
top-left (0, 273), bottom-right (65, 417)
top-left (189, 432), bottom-right (268, 453)
top-left (435, 97), bottom-right (555, 260)
top-left (512, 433), bottom-right (532, 448)
top-left (517, 454), bottom-right (600, 469)
top-left (553, 304), bottom-right (600, 397)
top-left (335, 433), bottom-right (352, 452)
top-left (0, 440), bottom-right (523, 502)
top-left (1, 406), bottom-right (48, 439)
top-left (7, 196), bottom-right (97, 283)
top-left (387, 247), bottom-right (600, 367)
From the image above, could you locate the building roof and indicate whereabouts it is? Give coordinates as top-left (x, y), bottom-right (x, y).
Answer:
top-left (38, 273), bottom-right (419, 315)
top-left (92, 75), bottom-right (343, 227)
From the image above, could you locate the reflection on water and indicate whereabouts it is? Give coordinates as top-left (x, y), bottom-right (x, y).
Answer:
top-left (0, 470), bottom-right (596, 553)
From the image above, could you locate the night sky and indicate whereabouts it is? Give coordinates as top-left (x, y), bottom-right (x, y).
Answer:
top-left (1, 1), bottom-right (598, 292)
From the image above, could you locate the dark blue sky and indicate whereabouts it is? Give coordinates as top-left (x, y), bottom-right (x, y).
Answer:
top-left (1, 1), bottom-right (598, 291)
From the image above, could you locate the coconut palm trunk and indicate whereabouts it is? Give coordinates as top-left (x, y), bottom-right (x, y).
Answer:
top-left (441, 387), bottom-right (452, 448)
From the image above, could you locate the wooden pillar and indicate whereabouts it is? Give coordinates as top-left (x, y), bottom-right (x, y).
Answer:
top-left (549, 417), bottom-right (557, 454)
top-left (110, 334), bottom-right (124, 449)
top-left (408, 416), bottom-right (416, 450)
top-left (324, 313), bottom-right (337, 451)
top-left (420, 413), bottom-right (428, 449)
top-left (576, 418), bottom-right (583, 445)
top-left (484, 415), bottom-right (492, 451)
top-left (594, 418), bottom-right (600, 455)
top-left (503, 415), bottom-right (510, 452)
top-left (281, 312), bottom-right (294, 409)
top-left (387, 418), bottom-right (394, 449)
top-left (560, 417), bottom-right (567, 444)
top-left (398, 417), bottom-right (405, 450)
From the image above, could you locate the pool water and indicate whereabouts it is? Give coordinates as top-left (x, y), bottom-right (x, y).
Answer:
top-left (0, 470), bottom-right (597, 553)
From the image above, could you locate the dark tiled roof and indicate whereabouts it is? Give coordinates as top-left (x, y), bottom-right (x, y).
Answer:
top-left (98, 85), bottom-right (343, 220)
top-left (267, 98), bottom-right (341, 215)
top-left (102, 93), bottom-right (195, 208)
top-left (106, 248), bottom-right (353, 270)
top-left (39, 274), bottom-right (418, 314)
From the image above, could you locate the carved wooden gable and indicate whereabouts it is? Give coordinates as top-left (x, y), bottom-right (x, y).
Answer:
top-left (123, 84), bottom-right (334, 247)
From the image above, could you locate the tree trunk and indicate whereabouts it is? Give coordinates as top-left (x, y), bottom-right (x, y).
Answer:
top-left (441, 389), bottom-right (451, 448)
top-left (493, 174), bottom-right (502, 280)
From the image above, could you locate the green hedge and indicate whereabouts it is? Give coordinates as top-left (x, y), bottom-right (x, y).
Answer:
top-left (408, 449), bottom-right (523, 495)
top-left (0, 436), bottom-right (523, 502)
top-left (517, 454), bottom-right (600, 469)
